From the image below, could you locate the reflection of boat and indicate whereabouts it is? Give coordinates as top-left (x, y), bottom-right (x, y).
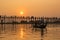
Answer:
top-left (33, 20), bottom-right (47, 28)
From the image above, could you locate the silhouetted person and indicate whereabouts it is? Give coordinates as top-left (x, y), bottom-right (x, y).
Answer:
top-left (1, 20), bottom-right (3, 24)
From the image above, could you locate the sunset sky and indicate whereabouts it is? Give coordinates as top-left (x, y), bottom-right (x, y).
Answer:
top-left (0, 0), bottom-right (60, 17)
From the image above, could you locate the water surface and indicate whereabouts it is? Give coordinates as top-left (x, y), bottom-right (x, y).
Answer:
top-left (0, 24), bottom-right (60, 40)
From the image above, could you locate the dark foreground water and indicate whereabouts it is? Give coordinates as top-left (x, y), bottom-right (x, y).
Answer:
top-left (0, 24), bottom-right (60, 40)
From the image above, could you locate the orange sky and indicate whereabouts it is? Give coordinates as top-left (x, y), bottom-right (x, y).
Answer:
top-left (0, 0), bottom-right (60, 17)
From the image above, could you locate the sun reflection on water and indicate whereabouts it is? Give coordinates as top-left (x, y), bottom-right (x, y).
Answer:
top-left (20, 28), bottom-right (24, 38)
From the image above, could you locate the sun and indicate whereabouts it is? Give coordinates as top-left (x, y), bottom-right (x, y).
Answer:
top-left (20, 11), bottom-right (24, 15)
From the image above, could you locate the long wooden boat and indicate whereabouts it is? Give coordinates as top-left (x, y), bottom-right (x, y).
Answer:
top-left (33, 20), bottom-right (47, 28)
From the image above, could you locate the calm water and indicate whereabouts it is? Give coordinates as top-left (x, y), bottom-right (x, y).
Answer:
top-left (0, 24), bottom-right (60, 40)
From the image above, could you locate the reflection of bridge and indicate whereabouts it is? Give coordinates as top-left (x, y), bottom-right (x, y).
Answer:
top-left (0, 15), bottom-right (60, 24)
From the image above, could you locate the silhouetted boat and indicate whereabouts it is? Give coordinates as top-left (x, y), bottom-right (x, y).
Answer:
top-left (33, 20), bottom-right (47, 28)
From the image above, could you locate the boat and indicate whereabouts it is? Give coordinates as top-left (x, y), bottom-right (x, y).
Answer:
top-left (33, 20), bottom-right (47, 28)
